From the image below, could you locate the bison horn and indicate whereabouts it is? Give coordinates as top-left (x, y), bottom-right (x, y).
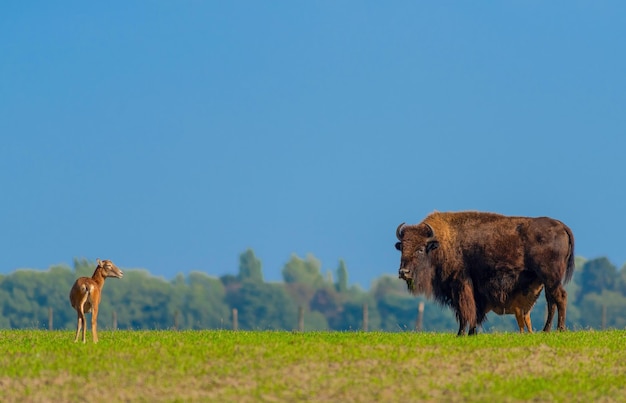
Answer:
top-left (425, 223), bottom-right (434, 238)
top-left (396, 222), bottom-right (406, 240)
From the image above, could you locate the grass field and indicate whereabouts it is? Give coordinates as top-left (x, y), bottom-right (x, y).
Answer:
top-left (1, 329), bottom-right (625, 402)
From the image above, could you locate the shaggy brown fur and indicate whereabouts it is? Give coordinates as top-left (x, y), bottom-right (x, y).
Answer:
top-left (396, 211), bottom-right (574, 335)
top-left (69, 259), bottom-right (124, 343)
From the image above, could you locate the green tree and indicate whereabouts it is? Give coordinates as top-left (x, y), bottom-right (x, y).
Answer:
top-left (73, 257), bottom-right (95, 278)
top-left (372, 275), bottom-right (417, 331)
top-left (301, 310), bottom-right (329, 331)
top-left (282, 254), bottom-right (324, 287)
top-left (238, 249), bottom-right (263, 282)
top-left (335, 298), bottom-right (381, 331)
top-left (310, 285), bottom-right (342, 327)
top-left (282, 254), bottom-right (326, 311)
top-left (105, 269), bottom-right (171, 330)
top-left (225, 280), bottom-right (297, 330)
top-left (184, 272), bottom-right (230, 329)
top-left (336, 259), bottom-right (348, 293)
top-left (0, 270), bottom-right (39, 328)
top-left (578, 290), bottom-right (626, 329)
top-left (577, 257), bottom-right (618, 303)
top-left (0, 266), bottom-right (76, 329)
top-left (615, 264), bottom-right (626, 296)
top-left (41, 265), bottom-right (77, 330)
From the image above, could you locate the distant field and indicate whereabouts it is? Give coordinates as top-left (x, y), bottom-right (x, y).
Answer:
top-left (1, 330), bottom-right (625, 402)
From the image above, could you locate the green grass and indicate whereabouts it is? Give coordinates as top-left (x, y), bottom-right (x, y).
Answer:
top-left (1, 330), bottom-right (625, 402)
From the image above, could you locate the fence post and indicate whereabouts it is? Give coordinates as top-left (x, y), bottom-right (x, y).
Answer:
top-left (298, 306), bottom-right (304, 332)
top-left (112, 311), bottom-right (118, 331)
top-left (232, 308), bottom-right (238, 331)
top-left (416, 301), bottom-right (424, 332)
top-left (362, 303), bottom-right (368, 332)
top-left (48, 307), bottom-right (53, 331)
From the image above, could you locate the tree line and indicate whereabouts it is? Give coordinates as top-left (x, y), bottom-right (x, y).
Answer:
top-left (0, 250), bottom-right (624, 332)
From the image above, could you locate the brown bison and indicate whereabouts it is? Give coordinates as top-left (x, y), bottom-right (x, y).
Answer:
top-left (395, 211), bottom-right (574, 335)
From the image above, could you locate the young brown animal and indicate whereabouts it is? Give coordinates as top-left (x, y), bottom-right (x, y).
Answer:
top-left (487, 281), bottom-right (544, 333)
top-left (69, 258), bottom-right (124, 343)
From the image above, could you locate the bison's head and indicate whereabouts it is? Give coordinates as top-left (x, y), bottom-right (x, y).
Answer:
top-left (395, 222), bottom-right (439, 295)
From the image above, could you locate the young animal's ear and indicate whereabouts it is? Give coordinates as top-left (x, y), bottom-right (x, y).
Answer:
top-left (426, 240), bottom-right (439, 253)
top-left (96, 258), bottom-right (102, 267)
top-left (395, 242), bottom-right (402, 251)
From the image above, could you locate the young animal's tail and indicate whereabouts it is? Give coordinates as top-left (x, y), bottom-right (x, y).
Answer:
top-left (563, 223), bottom-right (575, 284)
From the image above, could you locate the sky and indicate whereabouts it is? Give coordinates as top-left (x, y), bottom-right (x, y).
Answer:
top-left (1, 2), bottom-right (625, 289)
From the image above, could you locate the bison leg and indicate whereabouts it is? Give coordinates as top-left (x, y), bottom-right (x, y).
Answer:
top-left (457, 322), bottom-right (467, 336)
top-left (457, 321), bottom-right (480, 336)
top-left (543, 284), bottom-right (567, 332)
top-left (554, 285), bottom-right (567, 331)
top-left (544, 299), bottom-right (556, 332)
top-left (456, 282), bottom-right (478, 336)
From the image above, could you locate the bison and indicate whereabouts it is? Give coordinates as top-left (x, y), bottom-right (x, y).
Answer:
top-left (395, 211), bottom-right (574, 335)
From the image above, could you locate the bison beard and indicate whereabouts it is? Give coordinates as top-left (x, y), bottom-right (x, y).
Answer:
top-left (396, 211), bottom-right (575, 335)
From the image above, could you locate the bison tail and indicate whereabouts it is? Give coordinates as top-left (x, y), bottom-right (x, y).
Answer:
top-left (563, 224), bottom-right (575, 284)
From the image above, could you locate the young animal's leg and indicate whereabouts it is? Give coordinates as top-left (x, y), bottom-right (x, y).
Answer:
top-left (514, 308), bottom-right (526, 333)
top-left (74, 312), bottom-right (83, 342)
top-left (524, 311), bottom-right (533, 333)
top-left (77, 292), bottom-right (89, 343)
top-left (91, 305), bottom-right (99, 343)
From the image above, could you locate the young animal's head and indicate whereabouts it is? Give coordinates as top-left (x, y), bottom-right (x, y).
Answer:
top-left (395, 222), bottom-right (439, 295)
top-left (96, 258), bottom-right (124, 279)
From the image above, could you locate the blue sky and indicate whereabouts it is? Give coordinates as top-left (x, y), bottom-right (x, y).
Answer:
top-left (1, 2), bottom-right (625, 288)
